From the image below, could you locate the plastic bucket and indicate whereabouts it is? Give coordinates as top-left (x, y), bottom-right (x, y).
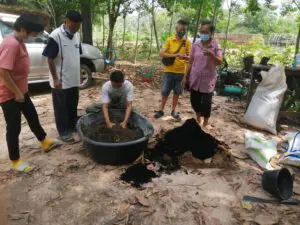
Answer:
top-left (262, 168), bottom-right (294, 200)
top-left (77, 109), bottom-right (154, 165)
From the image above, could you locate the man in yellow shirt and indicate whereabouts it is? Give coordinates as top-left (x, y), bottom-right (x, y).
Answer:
top-left (154, 20), bottom-right (191, 120)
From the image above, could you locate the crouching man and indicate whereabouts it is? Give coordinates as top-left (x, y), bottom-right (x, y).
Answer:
top-left (102, 70), bottom-right (134, 129)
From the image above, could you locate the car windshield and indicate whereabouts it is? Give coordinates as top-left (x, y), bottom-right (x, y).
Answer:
top-left (0, 20), bottom-right (13, 37)
top-left (0, 19), bottom-right (48, 44)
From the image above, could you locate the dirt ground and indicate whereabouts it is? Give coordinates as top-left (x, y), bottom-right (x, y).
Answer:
top-left (0, 62), bottom-right (300, 225)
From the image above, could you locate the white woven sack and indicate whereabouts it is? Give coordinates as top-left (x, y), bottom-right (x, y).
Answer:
top-left (243, 66), bottom-right (287, 134)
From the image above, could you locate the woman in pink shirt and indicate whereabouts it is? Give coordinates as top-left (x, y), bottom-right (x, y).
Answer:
top-left (0, 14), bottom-right (61, 172)
top-left (186, 20), bottom-right (223, 128)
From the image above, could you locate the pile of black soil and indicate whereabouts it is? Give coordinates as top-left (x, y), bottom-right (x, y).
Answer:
top-left (121, 119), bottom-right (220, 188)
top-left (82, 122), bottom-right (144, 143)
top-left (120, 163), bottom-right (158, 188)
top-left (149, 118), bottom-right (219, 161)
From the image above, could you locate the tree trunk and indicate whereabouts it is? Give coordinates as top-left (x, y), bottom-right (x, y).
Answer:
top-left (193, 0), bottom-right (204, 43)
top-left (107, 13), bottom-right (118, 60)
top-left (212, 0), bottom-right (218, 25)
top-left (122, 16), bottom-right (126, 50)
top-left (295, 23), bottom-right (300, 56)
top-left (80, 0), bottom-right (93, 45)
top-left (214, 11), bottom-right (220, 28)
top-left (168, 0), bottom-right (177, 36)
top-left (134, 10), bottom-right (141, 64)
top-left (107, 25), bottom-right (114, 59)
top-left (152, 0), bottom-right (160, 51)
top-left (102, 14), bottom-right (105, 48)
top-left (223, 7), bottom-right (232, 55)
top-left (148, 21), bottom-right (153, 60)
top-left (106, 0), bottom-right (122, 61)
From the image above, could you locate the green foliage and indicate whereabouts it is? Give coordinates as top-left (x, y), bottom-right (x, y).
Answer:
top-left (245, 0), bottom-right (261, 14)
top-left (16, 0), bottom-right (80, 28)
top-left (222, 37), bottom-right (295, 68)
top-left (283, 89), bottom-right (300, 112)
top-left (160, 31), bottom-right (169, 44)
top-left (9, 0), bottom-right (299, 66)
top-left (216, 5), bottom-right (298, 36)
top-left (281, 0), bottom-right (298, 15)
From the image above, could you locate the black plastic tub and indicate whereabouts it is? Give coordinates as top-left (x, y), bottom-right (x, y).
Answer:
top-left (262, 168), bottom-right (294, 200)
top-left (77, 109), bottom-right (154, 165)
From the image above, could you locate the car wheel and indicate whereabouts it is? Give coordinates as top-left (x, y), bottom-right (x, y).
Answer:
top-left (80, 64), bottom-right (93, 89)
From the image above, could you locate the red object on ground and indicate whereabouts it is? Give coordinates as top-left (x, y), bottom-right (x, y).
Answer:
top-left (142, 77), bottom-right (152, 83)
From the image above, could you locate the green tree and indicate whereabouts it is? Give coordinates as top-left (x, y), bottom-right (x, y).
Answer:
top-left (148, 20), bottom-right (154, 59)
top-left (212, 0), bottom-right (223, 25)
top-left (151, 0), bottom-right (160, 51)
top-left (222, 0), bottom-right (271, 54)
top-left (17, 0), bottom-right (78, 29)
top-left (140, 0), bottom-right (160, 52)
top-left (168, 0), bottom-right (177, 36)
top-left (121, 1), bottom-right (133, 49)
top-left (134, 5), bottom-right (142, 63)
top-left (193, 0), bottom-right (206, 43)
top-left (239, 7), bottom-right (278, 35)
top-left (159, 0), bottom-right (223, 42)
top-left (223, 0), bottom-right (239, 54)
top-left (281, 0), bottom-right (300, 56)
top-left (106, 0), bottom-right (130, 59)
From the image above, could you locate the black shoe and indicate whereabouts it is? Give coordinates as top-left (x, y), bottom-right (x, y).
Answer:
top-left (154, 110), bottom-right (164, 119)
top-left (171, 111), bottom-right (181, 121)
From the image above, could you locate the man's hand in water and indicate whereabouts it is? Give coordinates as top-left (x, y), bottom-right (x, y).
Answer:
top-left (120, 121), bottom-right (127, 129)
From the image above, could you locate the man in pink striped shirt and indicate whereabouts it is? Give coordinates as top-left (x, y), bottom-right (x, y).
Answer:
top-left (185, 20), bottom-right (223, 128)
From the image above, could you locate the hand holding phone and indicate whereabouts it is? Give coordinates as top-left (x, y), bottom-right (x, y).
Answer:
top-left (203, 49), bottom-right (214, 57)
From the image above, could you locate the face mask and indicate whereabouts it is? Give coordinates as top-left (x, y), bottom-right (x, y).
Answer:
top-left (200, 34), bottom-right (211, 42)
top-left (65, 28), bottom-right (73, 34)
top-left (64, 27), bottom-right (74, 39)
top-left (177, 31), bottom-right (186, 38)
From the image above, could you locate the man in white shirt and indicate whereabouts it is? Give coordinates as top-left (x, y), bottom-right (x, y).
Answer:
top-left (102, 70), bottom-right (134, 129)
top-left (43, 11), bottom-right (82, 142)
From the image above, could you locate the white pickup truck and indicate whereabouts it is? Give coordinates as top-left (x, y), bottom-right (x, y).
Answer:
top-left (0, 13), bottom-right (105, 88)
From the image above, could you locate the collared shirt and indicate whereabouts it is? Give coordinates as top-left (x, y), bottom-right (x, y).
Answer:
top-left (189, 40), bottom-right (222, 93)
top-left (162, 35), bottom-right (191, 74)
top-left (0, 35), bottom-right (30, 103)
top-left (43, 25), bottom-right (81, 89)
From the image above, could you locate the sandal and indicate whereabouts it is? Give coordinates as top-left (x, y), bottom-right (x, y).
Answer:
top-left (171, 111), bottom-right (181, 121)
top-left (154, 110), bottom-right (164, 119)
top-left (41, 138), bottom-right (63, 153)
top-left (11, 160), bottom-right (31, 172)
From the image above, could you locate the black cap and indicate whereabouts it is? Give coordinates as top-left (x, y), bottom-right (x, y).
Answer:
top-left (66, 11), bottom-right (82, 23)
